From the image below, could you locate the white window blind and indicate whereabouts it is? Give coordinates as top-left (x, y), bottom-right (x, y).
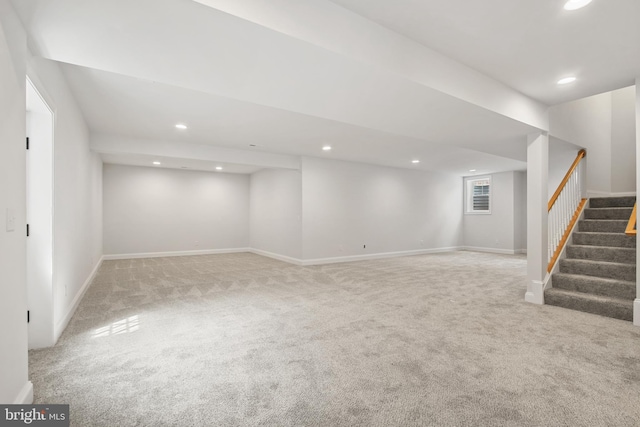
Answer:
top-left (472, 180), bottom-right (490, 211)
top-left (465, 176), bottom-right (491, 214)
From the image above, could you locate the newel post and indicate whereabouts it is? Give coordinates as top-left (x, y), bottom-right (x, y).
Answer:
top-left (526, 132), bottom-right (549, 305)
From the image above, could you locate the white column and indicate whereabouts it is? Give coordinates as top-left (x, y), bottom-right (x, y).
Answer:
top-left (526, 132), bottom-right (549, 304)
top-left (634, 78), bottom-right (640, 326)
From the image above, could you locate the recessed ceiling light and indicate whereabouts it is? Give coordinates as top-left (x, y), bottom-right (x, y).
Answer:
top-left (469, 169), bottom-right (477, 172)
top-left (411, 160), bottom-right (420, 164)
top-left (153, 161), bottom-right (161, 165)
top-left (215, 166), bottom-right (223, 171)
top-left (175, 123), bottom-right (188, 130)
top-left (557, 76), bottom-right (576, 85)
top-left (564, 0), bottom-right (592, 11)
top-left (322, 145), bottom-right (332, 151)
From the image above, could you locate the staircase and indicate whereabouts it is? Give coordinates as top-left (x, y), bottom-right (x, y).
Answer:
top-left (545, 196), bottom-right (636, 321)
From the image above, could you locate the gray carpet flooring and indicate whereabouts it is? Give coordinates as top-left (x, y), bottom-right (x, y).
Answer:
top-left (546, 197), bottom-right (636, 321)
top-left (29, 251), bottom-right (640, 426)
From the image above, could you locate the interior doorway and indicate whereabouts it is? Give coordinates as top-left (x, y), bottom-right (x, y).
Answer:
top-left (26, 77), bottom-right (54, 349)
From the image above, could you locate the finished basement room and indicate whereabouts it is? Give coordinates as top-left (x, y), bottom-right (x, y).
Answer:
top-left (1, 0), bottom-right (640, 426)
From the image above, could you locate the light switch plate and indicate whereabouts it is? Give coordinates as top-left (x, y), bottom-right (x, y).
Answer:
top-left (6, 208), bottom-right (16, 232)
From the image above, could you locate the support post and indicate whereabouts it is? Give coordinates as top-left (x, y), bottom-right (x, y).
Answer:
top-left (634, 78), bottom-right (640, 326)
top-left (526, 132), bottom-right (549, 304)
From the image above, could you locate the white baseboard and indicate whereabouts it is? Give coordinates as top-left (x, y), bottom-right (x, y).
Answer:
top-left (105, 245), bottom-right (524, 267)
top-left (103, 248), bottom-right (251, 261)
top-left (54, 256), bottom-right (104, 342)
top-left (634, 299), bottom-right (640, 327)
top-left (461, 246), bottom-right (522, 255)
top-left (299, 247), bottom-right (462, 266)
top-left (249, 249), bottom-right (304, 265)
top-left (111, 247), bottom-right (463, 267)
top-left (13, 381), bottom-right (33, 404)
top-left (525, 280), bottom-right (545, 305)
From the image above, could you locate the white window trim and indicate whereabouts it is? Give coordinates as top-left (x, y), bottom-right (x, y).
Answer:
top-left (465, 175), bottom-right (492, 215)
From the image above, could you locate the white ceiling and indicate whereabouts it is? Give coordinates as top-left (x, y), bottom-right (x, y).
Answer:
top-left (100, 153), bottom-right (262, 175)
top-left (329, 0), bottom-right (640, 106)
top-left (61, 63), bottom-right (529, 174)
top-left (12, 0), bottom-right (637, 176)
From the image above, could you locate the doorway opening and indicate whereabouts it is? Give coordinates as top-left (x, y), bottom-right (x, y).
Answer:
top-left (26, 76), bottom-right (54, 349)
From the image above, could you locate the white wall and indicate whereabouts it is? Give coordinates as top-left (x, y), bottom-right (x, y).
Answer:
top-left (549, 86), bottom-right (636, 196)
top-left (109, 159), bottom-right (465, 263)
top-left (463, 171), bottom-right (525, 253)
top-left (27, 56), bottom-right (104, 341)
top-left (250, 168), bottom-right (302, 260)
top-left (103, 164), bottom-right (249, 255)
top-left (612, 87), bottom-right (636, 193)
top-left (548, 138), bottom-right (582, 199)
top-left (0, 0), bottom-right (31, 404)
top-left (549, 91), bottom-right (612, 195)
top-left (300, 157), bottom-right (462, 261)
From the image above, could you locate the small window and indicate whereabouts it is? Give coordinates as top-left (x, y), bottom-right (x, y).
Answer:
top-left (466, 176), bottom-right (491, 214)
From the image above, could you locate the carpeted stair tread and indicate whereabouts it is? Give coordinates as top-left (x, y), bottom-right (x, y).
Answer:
top-left (559, 258), bottom-right (635, 282)
top-left (566, 245), bottom-right (636, 264)
top-left (551, 273), bottom-right (635, 300)
top-left (572, 232), bottom-right (636, 248)
top-left (589, 196), bottom-right (636, 208)
top-left (584, 207), bottom-right (634, 220)
top-left (578, 219), bottom-right (628, 233)
top-left (549, 196), bottom-right (636, 322)
top-left (544, 288), bottom-right (633, 321)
